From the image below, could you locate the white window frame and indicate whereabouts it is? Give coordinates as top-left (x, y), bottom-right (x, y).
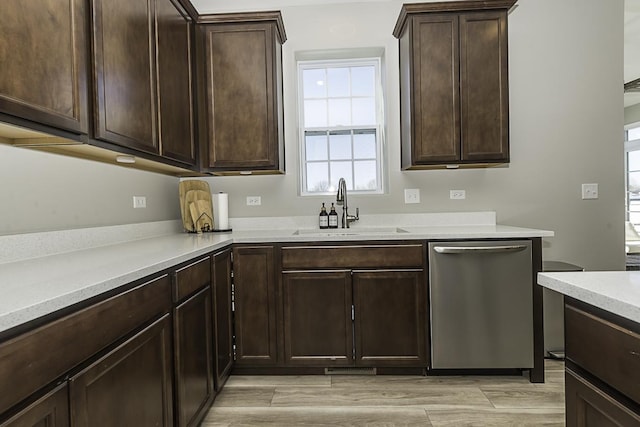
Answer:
top-left (297, 56), bottom-right (385, 196)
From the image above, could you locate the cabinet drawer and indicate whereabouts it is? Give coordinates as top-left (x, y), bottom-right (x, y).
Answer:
top-left (565, 303), bottom-right (640, 404)
top-left (0, 275), bottom-right (171, 415)
top-left (174, 257), bottom-right (211, 302)
top-left (281, 244), bottom-right (424, 269)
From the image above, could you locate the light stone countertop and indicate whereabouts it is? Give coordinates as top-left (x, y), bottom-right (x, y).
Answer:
top-left (538, 271), bottom-right (640, 324)
top-left (0, 213), bottom-right (553, 335)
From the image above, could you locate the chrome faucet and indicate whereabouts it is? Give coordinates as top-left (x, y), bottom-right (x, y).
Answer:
top-left (336, 177), bottom-right (359, 228)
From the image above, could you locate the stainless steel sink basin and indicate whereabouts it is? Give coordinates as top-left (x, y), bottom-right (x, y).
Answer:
top-left (292, 227), bottom-right (409, 237)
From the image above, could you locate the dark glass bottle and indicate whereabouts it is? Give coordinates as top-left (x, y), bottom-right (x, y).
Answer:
top-left (319, 203), bottom-right (329, 229)
top-left (328, 203), bottom-right (338, 229)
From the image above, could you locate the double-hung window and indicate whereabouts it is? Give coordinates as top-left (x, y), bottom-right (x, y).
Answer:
top-left (298, 57), bottom-right (384, 195)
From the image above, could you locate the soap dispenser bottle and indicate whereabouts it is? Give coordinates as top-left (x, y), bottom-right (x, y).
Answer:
top-left (319, 203), bottom-right (329, 229)
top-left (328, 203), bottom-right (338, 229)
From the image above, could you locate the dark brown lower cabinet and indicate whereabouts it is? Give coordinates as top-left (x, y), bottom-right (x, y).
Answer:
top-left (566, 369), bottom-right (640, 427)
top-left (282, 271), bottom-right (353, 365)
top-left (212, 249), bottom-right (233, 388)
top-left (233, 245), bottom-right (278, 365)
top-left (0, 383), bottom-right (69, 427)
top-left (174, 287), bottom-right (214, 427)
top-left (353, 270), bottom-right (426, 366)
top-left (69, 314), bottom-right (174, 427)
top-left (564, 298), bottom-right (640, 426)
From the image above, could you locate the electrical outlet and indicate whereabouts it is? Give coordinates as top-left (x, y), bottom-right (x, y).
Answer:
top-left (582, 183), bottom-right (598, 200)
top-left (404, 189), bottom-right (420, 204)
top-left (450, 190), bottom-right (466, 200)
top-left (246, 196), bottom-right (262, 206)
top-left (133, 196), bottom-right (146, 208)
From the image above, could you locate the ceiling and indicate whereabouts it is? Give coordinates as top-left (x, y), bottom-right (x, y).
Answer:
top-left (191, 0), bottom-right (640, 109)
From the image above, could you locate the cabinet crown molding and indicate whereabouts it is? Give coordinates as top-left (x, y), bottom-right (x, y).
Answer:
top-left (393, 0), bottom-right (517, 38)
top-left (196, 10), bottom-right (287, 43)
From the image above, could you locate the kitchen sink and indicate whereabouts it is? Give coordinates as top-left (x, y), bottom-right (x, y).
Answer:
top-left (292, 227), bottom-right (409, 237)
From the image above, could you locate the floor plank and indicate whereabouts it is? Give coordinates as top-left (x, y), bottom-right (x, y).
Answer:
top-left (203, 407), bottom-right (432, 426)
top-left (427, 408), bottom-right (565, 426)
top-left (212, 387), bottom-right (276, 407)
top-left (270, 386), bottom-right (492, 409)
top-left (224, 375), bottom-right (332, 388)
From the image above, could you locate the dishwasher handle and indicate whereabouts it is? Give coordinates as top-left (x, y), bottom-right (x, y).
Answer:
top-left (433, 245), bottom-right (529, 254)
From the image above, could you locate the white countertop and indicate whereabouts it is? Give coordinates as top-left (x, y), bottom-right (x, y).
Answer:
top-left (0, 214), bottom-right (552, 335)
top-left (538, 271), bottom-right (640, 324)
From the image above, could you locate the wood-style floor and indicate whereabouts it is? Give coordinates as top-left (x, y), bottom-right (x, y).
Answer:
top-left (202, 360), bottom-right (565, 426)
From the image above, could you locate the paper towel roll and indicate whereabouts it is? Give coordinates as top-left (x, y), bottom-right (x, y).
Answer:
top-left (212, 192), bottom-right (229, 230)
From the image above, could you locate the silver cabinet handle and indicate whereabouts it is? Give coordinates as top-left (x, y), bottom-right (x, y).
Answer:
top-left (433, 245), bottom-right (528, 254)
top-left (630, 350), bottom-right (640, 357)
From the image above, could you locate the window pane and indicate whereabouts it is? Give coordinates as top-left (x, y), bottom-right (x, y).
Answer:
top-left (630, 171), bottom-right (640, 194)
top-left (328, 98), bottom-right (351, 126)
top-left (304, 99), bottom-right (327, 127)
top-left (629, 127), bottom-right (640, 142)
top-left (630, 211), bottom-right (640, 224)
top-left (305, 133), bottom-right (328, 161)
top-left (307, 162), bottom-right (329, 192)
top-left (328, 67), bottom-right (350, 97)
top-left (303, 68), bottom-right (326, 99)
top-left (351, 66), bottom-right (375, 97)
top-left (353, 131), bottom-right (376, 159)
top-left (630, 150), bottom-right (640, 172)
top-left (329, 132), bottom-right (351, 160)
top-left (330, 162), bottom-right (352, 190)
top-left (354, 160), bottom-right (377, 190)
top-left (352, 98), bottom-right (376, 126)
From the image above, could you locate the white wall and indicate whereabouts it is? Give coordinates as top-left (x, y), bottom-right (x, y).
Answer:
top-left (201, 0), bottom-right (625, 270)
top-left (0, 144), bottom-right (181, 235)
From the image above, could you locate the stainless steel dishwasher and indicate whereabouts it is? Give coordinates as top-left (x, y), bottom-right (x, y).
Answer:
top-left (428, 240), bottom-right (533, 369)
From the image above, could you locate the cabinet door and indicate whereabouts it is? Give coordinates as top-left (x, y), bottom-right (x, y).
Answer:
top-left (409, 14), bottom-right (460, 164)
top-left (233, 246), bottom-right (278, 365)
top-left (0, 383), bottom-right (69, 427)
top-left (91, 0), bottom-right (158, 153)
top-left (353, 270), bottom-right (427, 366)
top-left (156, 0), bottom-right (196, 165)
top-left (69, 315), bottom-right (173, 427)
top-left (174, 288), bottom-right (214, 427)
top-left (459, 11), bottom-right (509, 162)
top-left (0, 0), bottom-right (88, 133)
top-left (212, 249), bottom-right (233, 389)
top-left (282, 271), bottom-right (354, 366)
top-left (201, 22), bottom-right (283, 172)
top-left (566, 369), bottom-right (640, 427)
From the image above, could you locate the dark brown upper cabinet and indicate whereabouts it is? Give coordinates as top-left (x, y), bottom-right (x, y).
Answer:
top-left (0, 0), bottom-right (88, 134)
top-left (197, 12), bottom-right (286, 175)
top-left (157, 0), bottom-right (197, 165)
top-left (91, 0), bottom-right (196, 164)
top-left (393, 1), bottom-right (516, 169)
